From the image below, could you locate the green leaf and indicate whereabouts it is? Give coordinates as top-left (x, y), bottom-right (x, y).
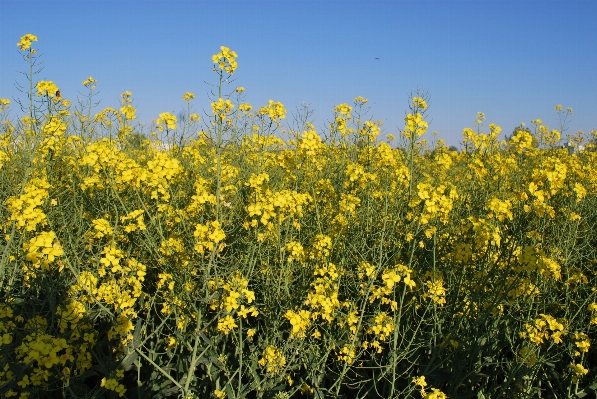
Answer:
top-left (198, 330), bottom-right (213, 345)
top-left (587, 383), bottom-right (597, 391)
top-left (119, 350), bottom-right (139, 371)
top-left (151, 386), bottom-right (180, 399)
top-left (225, 383), bottom-right (236, 399)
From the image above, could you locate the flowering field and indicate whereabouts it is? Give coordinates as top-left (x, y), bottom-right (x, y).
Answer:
top-left (1, 34), bottom-right (597, 399)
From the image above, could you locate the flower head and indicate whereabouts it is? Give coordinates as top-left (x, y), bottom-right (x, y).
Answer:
top-left (412, 97), bottom-right (427, 110)
top-left (156, 112), bottom-right (177, 131)
top-left (334, 103), bottom-right (352, 118)
top-left (0, 99), bottom-right (10, 112)
top-left (120, 105), bottom-right (137, 121)
top-left (475, 112), bottom-right (485, 124)
top-left (354, 96), bottom-right (368, 105)
top-left (83, 76), bottom-right (97, 87)
top-left (424, 388), bottom-right (448, 399)
top-left (258, 100), bottom-right (286, 122)
top-left (211, 98), bottom-right (235, 119)
top-left (569, 363), bottom-right (589, 383)
top-left (36, 81), bottom-right (59, 98)
top-left (17, 34), bottom-right (38, 51)
top-left (217, 315), bottom-right (237, 334)
top-left (212, 46), bottom-right (238, 75)
top-left (403, 112), bottom-right (428, 139)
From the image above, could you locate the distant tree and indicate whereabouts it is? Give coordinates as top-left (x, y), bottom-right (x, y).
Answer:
top-left (447, 145), bottom-right (458, 152)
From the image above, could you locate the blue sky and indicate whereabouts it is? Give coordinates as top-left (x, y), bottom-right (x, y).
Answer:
top-left (1, 0), bottom-right (596, 147)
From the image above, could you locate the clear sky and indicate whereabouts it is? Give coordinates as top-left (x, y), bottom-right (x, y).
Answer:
top-left (1, 0), bottom-right (596, 147)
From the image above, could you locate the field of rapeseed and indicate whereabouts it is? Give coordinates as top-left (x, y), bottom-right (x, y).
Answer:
top-left (1, 33), bottom-right (597, 399)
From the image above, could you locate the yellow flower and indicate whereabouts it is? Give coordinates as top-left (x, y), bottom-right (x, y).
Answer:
top-left (412, 96), bottom-right (428, 110)
top-left (569, 363), bottom-right (589, 382)
top-left (182, 92), bottom-right (195, 101)
top-left (334, 103), bottom-right (352, 118)
top-left (101, 376), bottom-right (127, 397)
top-left (212, 45), bottom-right (238, 74)
top-left (259, 345), bottom-right (286, 374)
top-left (36, 81), bottom-right (59, 98)
top-left (412, 376), bottom-right (428, 396)
top-left (285, 309), bottom-right (312, 337)
top-left (403, 112), bottom-right (428, 138)
top-left (17, 33), bottom-right (38, 50)
top-left (120, 104), bottom-right (137, 120)
top-left (424, 388), bottom-right (448, 399)
top-left (0, 98), bottom-right (10, 112)
top-left (24, 231), bottom-right (64, 271)
top-left (208, 220), bottom-right (226, 243)
top-left (211, 98), bottom-right (235, 119)
top-left (422, 280), bottom-right (446, 305)
top-left (382, 269), bottom-right (402, 288)
top-left (237, 305), bottom-right (249, 318)
top-left (237, 103), bottom-right (252, 115)
top-left (258, 100), bottom-right (287, 122)
top-left (17, 375), bottom-right (30, 388)
top-left (576, 339), bottom-right (590, 353)
top-left (82, 76), bottom-right (97, 86)
top-left (156, 112), bottom-right (177, 130)
top-left (165, 336), bottom-right (176, 349)
top-left (217, 315), bottom-right (237, 334)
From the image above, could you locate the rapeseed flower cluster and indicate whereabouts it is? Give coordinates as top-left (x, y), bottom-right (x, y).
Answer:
top-left (0, 98), bottom-right (10, 112)
top-left (258, 100), bottom-right (287, 122)
top-left (7, 178), bottom-right (50, 232)
top-left (519, 314), bottom-right (566, 345)
top-left (211, 97), bottom-right (234, 120)
top-left (212, 45), bottom-right (238, 74)
top-left (17, 33), bottom-right (38, 51)
top-left (259, 345), bottom-right (286, 374)
top-left (403, 112), bottom-right (429, 139)
top-left (156, 111), bottom-right (177, 131)
top-left (82, 76), bottom-right (97, 87)
top-left (35, 81), bottom-right (59, 98)
top-left (284, 309), bottom-right (312, 338)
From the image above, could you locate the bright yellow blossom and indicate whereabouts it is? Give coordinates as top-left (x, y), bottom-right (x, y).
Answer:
top-left (17, 33), bottom-right (38, 50)
top-left (36, 80), bottom-right (59, 98)
top-left (212, 45), bottom-right (238, 74)
top-left (82, 76), bottom-right (97, 86)
top-left (156, 112), bottom-right (177, 130)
